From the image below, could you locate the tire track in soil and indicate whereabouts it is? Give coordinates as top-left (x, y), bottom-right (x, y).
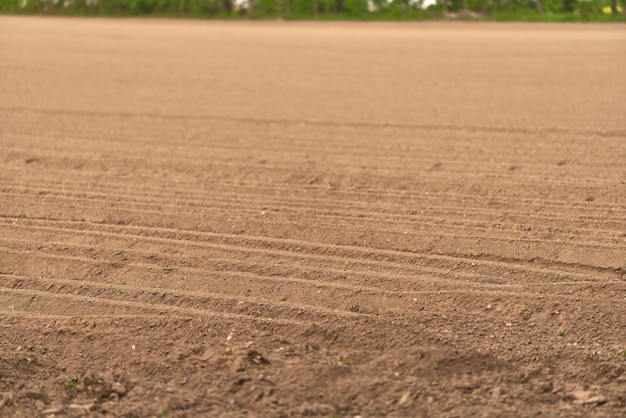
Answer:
top-left (1, 218), bottom-right (621, 279)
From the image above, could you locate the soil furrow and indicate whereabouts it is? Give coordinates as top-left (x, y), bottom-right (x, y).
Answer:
top-left (4, 105), bottom-right (626, 138)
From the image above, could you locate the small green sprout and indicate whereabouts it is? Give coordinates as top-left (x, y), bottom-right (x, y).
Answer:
top-left (150, 300), bottom-right (157, 305)
top-left (64, 381), bottom-right (75, 390)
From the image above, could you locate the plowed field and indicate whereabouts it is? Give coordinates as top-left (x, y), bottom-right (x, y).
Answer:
top-left (1, 17), bottom-right (625, 417)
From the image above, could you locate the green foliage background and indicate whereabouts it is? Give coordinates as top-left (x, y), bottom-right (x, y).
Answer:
top-left (0, 0), bottom-right (624, 20)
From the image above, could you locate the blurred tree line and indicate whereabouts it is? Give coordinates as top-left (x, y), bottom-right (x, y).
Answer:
top-left (0, 0), bottom-right (623, 19)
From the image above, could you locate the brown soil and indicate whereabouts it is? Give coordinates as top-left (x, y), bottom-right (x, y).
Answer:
top-left (1, 17), bottom-right (625, 417)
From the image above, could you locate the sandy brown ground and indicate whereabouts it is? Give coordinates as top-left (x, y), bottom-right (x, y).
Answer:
top-left (1, 17), bottom-right (625, 417)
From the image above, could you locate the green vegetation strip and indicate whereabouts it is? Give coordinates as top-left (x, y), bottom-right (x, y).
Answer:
top-left (1, 0), bottom-right (625, 22)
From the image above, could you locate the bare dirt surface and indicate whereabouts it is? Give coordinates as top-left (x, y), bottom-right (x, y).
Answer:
top-left (1, 17), bottom-right (625, 417)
